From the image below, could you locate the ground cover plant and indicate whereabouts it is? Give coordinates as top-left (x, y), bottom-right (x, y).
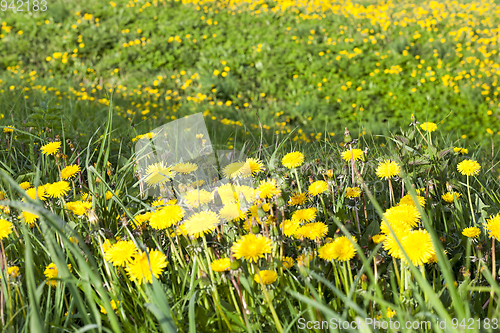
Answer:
top-left (2, 0), bottom-right (500, 332)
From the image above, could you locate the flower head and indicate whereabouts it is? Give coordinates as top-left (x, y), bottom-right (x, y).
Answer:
top-left (19, 181), bottom-right (31, 190)
top-left (289, 192), bottom-right (307, 206)
top-left (40, 141), bottom-right (61, 156)
top-left (182, 211), bottom-right (219, 238)
top-left (144, 162), bottom-right (175, 188)
top-left (462, 227), bottom-right (481, 238)
top-left (282, 151), bottom-right (304, 169)
top-left (126, 249), bottom-right (168, 285)
top-left (420, 122), bottom-right (437, 132)
top-left (401, 229), bottom-right (435, 266)
top-left (184, 189), bottom-right (214, 208)
top-left (100, 300), bottom-right (120, 315)
top-left (486, 214), bottom-right (500, 241)
top-left (282, 257), bottom-right (294, 269)
top-left (398, 194), bottom-right (426, 207)
top-left (345, 187), bottom-right (361, 198)
top-left (66, 201), bottom-right (92, 215)
top-left (211, 258), bottom-right (231, 272)
top-left (254, 270), bottom-right (278, 285)
top-left (457, 159), bottom-right (481, 176)
top-left (295, 222), bottom-right (328, 240)
top-left (104, 240), bottom-right (137, 266)
top-left (219, 203), bottom-right (246, 222)
top-left (149, 205), bottom-right (184, 230)
top-left (46, 181), bottom-right (71, 198)
top-left (308, 180), bottom-right (328, 197)
top-left (245, 158), bottom-right (264, 176)
top-left (0, 218), bottom-right (13, 240)
top-left (25, 186), bottom-right (47, 201)
top-left (256, 179), bottom-right (281, 199)
top-left (376, 160), bottom-right (400, 180)
top-left (279, 219), bottom-right (300, 237)
top-left (341, 149), bottom-right (364, 162)
top-left (454, 147), bottom-right (468, 154)
top-left (20, 211), bottom-right (38, 227)
top-left (172, 162), bottom-right (198, 174)
top-left (292, 207), bottom-right (317, 223)
top-left (231, 234), bottom-right (272, 263)
top-left (442, 191), bottom-right (461, 203)
top-left (7, 266), bottom-right (20, 278)
top-left (61, 164), bottom-right (81, 180)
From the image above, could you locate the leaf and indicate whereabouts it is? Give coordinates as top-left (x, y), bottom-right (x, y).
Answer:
top-left (188, 291), bottom-right (197, 333)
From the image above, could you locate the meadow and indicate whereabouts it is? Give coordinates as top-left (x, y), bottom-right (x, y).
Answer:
top-left (1, 0), bottom-right (500, 332)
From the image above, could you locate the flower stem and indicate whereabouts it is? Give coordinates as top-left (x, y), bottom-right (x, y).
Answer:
top-left (293, 168), bottom-right (302, 193)
top-left (466, 175), bottom-right (476, 227)
top-left (254, 265), bottom-right (283, 333)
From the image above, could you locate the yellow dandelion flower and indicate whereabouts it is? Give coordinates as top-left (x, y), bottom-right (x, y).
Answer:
top-left (345, 187), bottom-right (361, 198)
top-left (0, 218), bottom-right (13, 240)
top-left (376, 160), bottom-right (400, 180)
top-left (7, 266), bottom-right (20, 278)
top-left (144, 162), bottom-right (175, 188)
top-left (289, 192), bottom-right (307, 206)
top-left (401, 229), bottom-right (435, 266)
top-left (457, 159), bottom-right (481, 176)
top-left (295, 222), bottom-right (328, 240)
top-left (318, 242), bottom-right (337, 261)
top-left (211, 258), bottom-right (231, 272)
top-left (256, 178), bottom-right (281, 199)
top-left (40, 141), bottom-right (61, 156)
top-left (100, 300), bottom-right (120, 315)
top-left (25, 186), bottom-right (47, 201)
top-left (454, 147), bottom-right (468, 154)
top-left (372, 234), bottom-right (385, 244)
top-left (172, 162), bottom-right (198, 174)
top-left (341, 149), bottom-right (364, 162)
top-left (20, 211), bottom-right (38, 227)
top-left (254, 270), bottom-right (278, 285)
top-left (279, 219), bottom-right (300, 237)
top-left (60, 164), bottom-right (81, 180)
top-left (282, 151), bottom-right (305, 169)
top-left (292, 207), bottom-right (317, 223)
top-left (126, 249), bottom-right (168, 285)
top-left (149, 205), bottom-right (184, 230)
top-left (19, 181), bottom-right (31, 190)
top-left (420, 122), bottom-right (437, 132)
top-left (442, 191), bottom-right (461, 203)
top-left (184, 189), bottom-right (214, 208)
top-left (462, 227), bottom-right (481, 238)
top-left (486, 214), bottom-right (500, 240)
top-left (223, 161), bottom-right (246, 178)
top-left (46, 181), bottom-right (71, 198)
top-left (386, 308), bottom-right (396, 318)
top-left (308, 180), bottom-right (328, 196)
top-left (219, 203), bottom-right (245, 222)
top-left (331, 236), bottom-right (357, 261)
top-left (183, 211), bottom-right (219, 238)
top-left (231, 233), bottom-right (272, 263)
top-left (104, 240), bottom-right (137, 267)
top-left (66, 201), bottom-right (92, 215)
top-left (245, 158), bottom-right (264, 176)
top-left (282, 257), bottom-right (294, 269)
top-left (398, 194), bottom-right (425, 207)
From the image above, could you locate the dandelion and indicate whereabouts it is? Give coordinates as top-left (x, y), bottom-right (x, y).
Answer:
top-left (149, 205), bottom-right (184, 230)
top-left (341, 149), bottom-right (364, 162)
top-left (331, 236), bottom-right (356, 261)
top-left (289, 192), bottom-right (307, 206)
top-left (318, 242), bottom-right (337, 261)
top-left (172, 162), bottom-right (198, 174)
top-left (223, 162), bottom-right (246, 178)
top-left (105, 191), bottom-right (113, 200)
top-left (144, 162), bottom-right (174, 188)
top-left (454, 147), bottom-right (468, 154)
top-left (486, 214), bottom-right (500, 241)
top-left (382, 204), bottom-right (420, 231)
top-left (279, 219), bottom-right (300, 237)
top-left (244, 158), bottom-right (264, 176)
top-left (462, 227), bottom-right (481, 238)
top-left (40, 141), bottom-right (61, 156)
top-left (182, 211), bottom-right (219, 238)
top-left (3, 126), bottom-right (14, 133)
top-left (211, 258), bottom-right (231, 272)
top-left (345, 187), bottom-right (361, 198)
top-left (256, 179), bottom-right (281, 199)
top-left (19, 181), bottom-right (31, 190)
top-left (100, 300), bottom-right (120, 314)
top-left (372, 234), bottom-right (385, 244)
top-left (386, 308), bottom-right (396, 318)
top-left (46, 181), bottom-right (71, 198)
top-left (126, 249), bottom-right (168, 285)
top-left (295, 222), bottom-right (328, 240)
top-left (282, 151), bottom-right (304, 169)
top-left (401, 229), bottom-right (435, 266)
top-left (231, 233), bottom-right (272, 263)
top-left (291, 207), bottom-right (317, 223)
top-left (66, 201), bottom-right (92, 215)
top-left (219, 203), bottom-right (245, 222)
top-left (442, 191), bottom-right (461, 203)
top-left (376, 160), bottom-right (400, 180)
top-left (457, 159), bottom-right (481, 176)
top-left (7, 266), bottom-right (20, 278)
top-left (254, 270), bottom-right (278, 285)
top-left (60, 164), bottom-right (80, 179)
top-left (183, 189), bottom-right (214, 208)
top-left (20, 211), bottom-right (38, 227)
top-left (44, 263), bottom-right (72, 288)
top-left (282, 257), bottom-right (294, 269)
top-left (104, 240), bottom-right (137, 267)
top-left (398, 194), bottom-right (426, 207)
top-left (308, 180), bottom-right (328, 196)
top-left (25, 186), bottom-right (47, 201)
top-left (420, 122), bottom-right (437, 132)
top-left (0, 218), bottom-right (13, 240)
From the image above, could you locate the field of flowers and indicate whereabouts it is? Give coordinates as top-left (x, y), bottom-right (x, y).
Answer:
top-left (2, 0), bottom-right (500, 332)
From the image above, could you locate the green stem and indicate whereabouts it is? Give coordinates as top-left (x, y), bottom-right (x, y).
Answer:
top-left (466, 175), bottom-right (476, 226)
top-left (293, 168), bottom-right (302, 193)
top-left (254, 265), bottom-right (283, 333)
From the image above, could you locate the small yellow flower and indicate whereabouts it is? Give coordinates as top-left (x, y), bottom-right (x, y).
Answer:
top-left (420, 122), bottom-right (437, 132)
top-left (282, 151), bottom-right (305, 169)
top-left (40, 141), bottom-right (62, 156)
top-left (254, 270), bottom-right (278, 285)
top-left (376, 160), bottom-right (400, 180)
top-left (442, 191), bottom-right (461, 203)
top-left (462, 227), bottom-right (480, 238)
top-left (345, 187), bottom-right (361, 198)
top-left (457, 159), bottom-right (481, 176)
top-left (308, 180), bottom-right (328, 196)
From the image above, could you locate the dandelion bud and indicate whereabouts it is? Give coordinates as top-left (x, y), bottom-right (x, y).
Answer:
top-left (343, 127), bottom-right (352, 143)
